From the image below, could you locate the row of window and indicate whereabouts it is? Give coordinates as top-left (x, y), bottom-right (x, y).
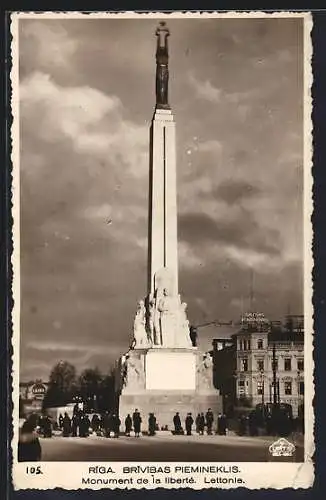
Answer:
top-left (238, 380), bottom-right (304, 396)
top-left (239, 358), bottom-right (304, 372)
top-left (238, 339), bottom-right (264, 351)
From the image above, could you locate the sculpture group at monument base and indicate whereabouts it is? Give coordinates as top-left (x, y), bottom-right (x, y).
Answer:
top-left (116, 347), bottom-right (223, 430)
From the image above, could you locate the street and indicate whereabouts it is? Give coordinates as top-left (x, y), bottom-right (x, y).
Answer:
top-left (39, 432), bottom-right (304, 462)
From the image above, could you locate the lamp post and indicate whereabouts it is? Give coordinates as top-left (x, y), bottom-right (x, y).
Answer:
top-left (272, 342), bottom-right (278, 410)
top-left (260, 369), bottom-right (265, 407)
top-left (297, 369), bottom-right (302, 418)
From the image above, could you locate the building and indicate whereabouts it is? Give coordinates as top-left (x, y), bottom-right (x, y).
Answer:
top-left (212, 313), bottom-right (304, 418)
top-left (19, 379), bottom-right (49, 416)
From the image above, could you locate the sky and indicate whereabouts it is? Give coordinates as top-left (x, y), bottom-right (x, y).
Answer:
top-left (18, 15), bottom-right (304, 381)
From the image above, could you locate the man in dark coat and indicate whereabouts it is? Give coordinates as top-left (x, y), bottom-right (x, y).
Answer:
top-left (43, 415), bottom-right (52, 438)
top-left (148, 413), bottom-right (156, 436)
top-left (132, 409), bottom-right (142, 437)
top-left (18, 421), bottom-right (42, 462)
top-left (248, 411), bottom-right (258, 436)
top-left (185, 413), bottom-right (194, 436)
top-left (71, 413), bottom-right (79, 437)
top-left (205, 408), bottom-right (214, 435)
top-left (217, 413), bottom-right (227, 435)
top-left (62, 413), bottom-right (71, 437)
top-left (91, 414), bottom-right (100, 435)
top-left (125, 414), bottom-right (132, 436)
top-left (198, 413), bottom-right (205, 435)
top-left (112, 414), bottom-right (121, 438)
top-left (102, 412), bottom-right (111, 438)
top-left (173, 412), bottom-right (182, 434)
top-left (81, 414), bottom-right (90, 437)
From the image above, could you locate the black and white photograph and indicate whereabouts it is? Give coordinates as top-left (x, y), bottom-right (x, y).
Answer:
top-left (11, 11), bottom-right (314, 490)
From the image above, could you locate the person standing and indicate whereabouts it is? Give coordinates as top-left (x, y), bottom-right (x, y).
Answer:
top-left (102, 411), bottom-right (110, 438)
top-left (18, 421), bottom-right (42, 462)
top-left (43, 415), bottom-right (52, 438)
top-left (71, 413), bottom-right (79, 437)
top-left (132, 409), bottom-right (142, 437)
top-left (173, 412), bottom-right (182, 434)
top-left (91, 414), bottom-right (100, 435)
top-left (58, 413), bottom-right (64, 430)
top-left (125, 414), bottom-right (132, 436)
top-left (195, 413), bottom-right (201, 434)
top-left (205, 408), bottom-right (214, 435)
top-left (198, 413), bottom-right (205, 435)
top-left (185, 413), bottom-right (194, 436)
top-left (112, 414), bottom-right (121, 438)
top-left (148, 413), bottom-right (156, 436)
top-left (62, 413), bottom-right (71, 437)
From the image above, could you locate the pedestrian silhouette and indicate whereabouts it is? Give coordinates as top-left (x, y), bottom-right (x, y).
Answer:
top-left (132, 409), bottom-right (142, 437)
top-left (125, 414), bottom-right (132, 436)
top-left (18, 421), bottom-right (42, 462)
top-left (185, 413), bottom-right (194, 436)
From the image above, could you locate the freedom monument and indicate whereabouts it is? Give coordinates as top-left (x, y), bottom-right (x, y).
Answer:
top-left (116, 23), bottom-right (222, 428)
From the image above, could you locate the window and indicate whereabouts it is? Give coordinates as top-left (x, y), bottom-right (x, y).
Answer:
top-left (257, 339), bottom-right (264, 349)
top-left (299, 381), bottom-right (304, 395)
top-left (241, 358), bottom-right (248, 372)
top-left (243, 340), bottom-right (247, 351)
top-left (297, 359), bottom-right (304, 371)
top-left (257, 380), bottom-right (264, 395)
top-left (239, 340), bottom-right (243, 351)
top-left (247, 339), bottom-right (251, 350)
top-left (238, 380), bottom-right (245, 387)
top-left (284, 358), bottom-right (292, 371)
top-left (284, 381), bottom-right (292, 395)
top-left (257, 359), bottom-right (264, 372)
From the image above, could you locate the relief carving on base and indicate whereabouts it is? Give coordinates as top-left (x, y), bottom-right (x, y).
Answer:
top-left (196, 352), bottom-right (214, 391)
top-left (121, 354), bottom-right (145, 391)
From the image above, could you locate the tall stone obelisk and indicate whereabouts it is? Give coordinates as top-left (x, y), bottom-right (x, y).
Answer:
top-left (116, 23), bottom-right (222, 427)
top-left (148, 22), bottom-right (178, 299)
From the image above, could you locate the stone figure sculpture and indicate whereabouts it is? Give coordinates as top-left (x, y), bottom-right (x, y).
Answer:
top-left (132, 299), bottom-right (150, 348)
top-left (178, 299), bottom-right (192, 347)
top-left (157, 287), bottom-right (177, 346)
top-left (155, 22), bottom-right (170, 108)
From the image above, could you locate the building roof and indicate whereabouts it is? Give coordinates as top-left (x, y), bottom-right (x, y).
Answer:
top-left (196, 323), bottom-right (239, 352)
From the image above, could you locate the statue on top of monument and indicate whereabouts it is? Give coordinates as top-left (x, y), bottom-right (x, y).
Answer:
top-left (155, 21), bottom-right (170, 109)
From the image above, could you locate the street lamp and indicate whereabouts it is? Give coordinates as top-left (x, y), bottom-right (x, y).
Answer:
top-left (260, 369), bottom-right (265, 408)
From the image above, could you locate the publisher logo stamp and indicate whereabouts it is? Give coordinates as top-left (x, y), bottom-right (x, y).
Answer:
top-left (269, 438), bottom-right (296, 457)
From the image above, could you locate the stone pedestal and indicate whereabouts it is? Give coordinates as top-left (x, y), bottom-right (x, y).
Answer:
top-left (117, 347), bottom-right (222, 431)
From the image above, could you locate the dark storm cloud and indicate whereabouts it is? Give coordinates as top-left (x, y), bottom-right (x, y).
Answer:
top-left (17, 15), bottom-right (304, 380)
top-left (213, 180), bottom-right (261, 205)
top-left (179, 211), bottom-right (280, 256)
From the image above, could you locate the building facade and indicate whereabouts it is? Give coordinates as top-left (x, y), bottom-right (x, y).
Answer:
top-left (212, 313), bottom-right (304, 418)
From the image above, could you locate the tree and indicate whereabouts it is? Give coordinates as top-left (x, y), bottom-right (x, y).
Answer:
top-left (78, 368), bottom-right (103, 411)
top-left (98, 369), bottom-right (116, 412)
top-left (43, 361), bottom-right (77, 409)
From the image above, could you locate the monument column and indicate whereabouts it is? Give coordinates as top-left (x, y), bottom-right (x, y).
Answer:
top-left (148, 22), bottom-right (178, 297)
top-left (116, 23), bottom-right (223, 427)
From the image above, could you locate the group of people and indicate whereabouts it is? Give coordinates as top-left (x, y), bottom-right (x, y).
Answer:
top-left (237, 407), bottom-right (296, 437)
top-left (57, 408), bottom-right (143, 439)
top-left (173, 409), bottom-right (228, 436)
